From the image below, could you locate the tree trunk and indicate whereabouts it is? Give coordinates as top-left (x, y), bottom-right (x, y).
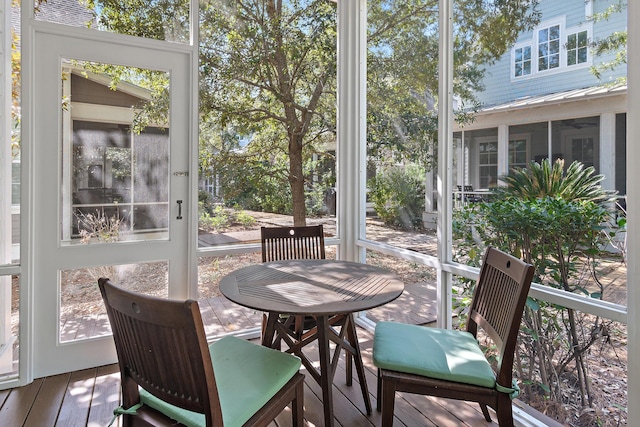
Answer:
top-left (289, 133), bottom-right (307, 226)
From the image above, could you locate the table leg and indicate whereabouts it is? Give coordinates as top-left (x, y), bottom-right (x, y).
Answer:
top-left (262, 312), bottom-right (278, 347)
top-left (346, 314), bottom-right (372, 414)
top-left (316, 315), bottom-right (334, 427)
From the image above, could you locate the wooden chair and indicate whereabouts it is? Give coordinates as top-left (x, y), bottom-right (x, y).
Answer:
top-left (98, 278), bottom-right (304, 427)
top-left (373, 247), bottom-right (535, 427)
top-left (261, 225), bottom-right (326, 262)
top-left (457, 184), bottom-right (483, 202)
top-left (260, 225), bottom-right (326, 337)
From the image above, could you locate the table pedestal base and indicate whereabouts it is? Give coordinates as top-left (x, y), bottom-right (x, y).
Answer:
top-left (262, 312), bottom-right (372, 426)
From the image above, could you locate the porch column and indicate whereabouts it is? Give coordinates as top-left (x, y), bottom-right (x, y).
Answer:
top-left (497, 124), bottom-right (509, 183)
top-left (0, 0), bottom-right (14, 374)
top-left (627, 1), bottom-right (639, 423)
top-left (336, 0), bottom-right (366, 262)
top-left (436, 0), bottom-right (454, 329)
top-left (599, 112), bottom-right (616, 191)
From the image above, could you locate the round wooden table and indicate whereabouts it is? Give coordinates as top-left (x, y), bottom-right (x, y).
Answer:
top-left (219, 259), bottom-right (404, 427)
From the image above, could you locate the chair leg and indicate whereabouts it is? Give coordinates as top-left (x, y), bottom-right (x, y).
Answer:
top-left (376, 368), bottom-right (382, 412)
top-left (479, 403), bottom-right (492, 422)
top-left (495, 396), bottom-right (514, 427)
top-left (380, 376), bottom-right (396, 427)
top-left (261, 312), bottom-right (267, 338)
top-left (292, 376), bottom-right (305, 427)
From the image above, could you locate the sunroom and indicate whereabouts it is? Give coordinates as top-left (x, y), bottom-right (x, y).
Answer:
top-left (0, 0), bottom-right (638, 426)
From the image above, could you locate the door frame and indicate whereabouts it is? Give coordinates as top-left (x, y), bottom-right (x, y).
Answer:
top-left (25, 24), bottom-right (197, 378)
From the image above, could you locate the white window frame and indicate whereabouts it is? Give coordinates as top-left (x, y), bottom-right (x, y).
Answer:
top-left (513, 43), bottom-right (532, 78)
top-left (565, 22), bottom-right (593, 70)
top-left (536, 22), bottom-right (561, 73)
top-left (511, 17), bottom-right (592, 81)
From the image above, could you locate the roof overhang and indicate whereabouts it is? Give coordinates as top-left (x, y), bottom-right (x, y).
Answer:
top-left (454, 83), bottom-right (627, 131)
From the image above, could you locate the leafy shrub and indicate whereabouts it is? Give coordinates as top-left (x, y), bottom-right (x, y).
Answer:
top-left (198, 190), bottom-right (216, 214)
top-left (452, 159), bottom-right (624, 416)
top-left (368, 165), bottom-right (425, 230)
top-left (198, 203), bottom-right (257, 232)
top-left (233, 206), bottom-right (257, 228)
top-left (199, 204), bottom-right (231, 231)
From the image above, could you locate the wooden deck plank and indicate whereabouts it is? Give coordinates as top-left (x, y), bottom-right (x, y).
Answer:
top-left (86, 364), bottom-right (121, 427)
top-left (198, 298), bottom-right (226, 336)
top-left (218, 295), bottom-right (262, 330)
top-left (0, 377), bottom-right (44, 426)
top-left (367, 282), bottom-right (438, 325)
top-left (24, 373), bottom-right (70, 427)
top-left (56, 368), bottom-right (98, 427)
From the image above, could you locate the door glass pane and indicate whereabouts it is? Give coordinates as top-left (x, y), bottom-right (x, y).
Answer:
top-left (62, 60), bottom-right (170, 244)
top-left (0, 275), bottom-right (19, 379)
top-left (3, 2), bottom-right (20, 266)
top-left (60, 262), bottom-right (168, 343)
top-left (34, 0), bottom-right (190, 44)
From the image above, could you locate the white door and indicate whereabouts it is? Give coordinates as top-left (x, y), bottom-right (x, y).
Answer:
top-left (32, 31), bottom-right (193, 377)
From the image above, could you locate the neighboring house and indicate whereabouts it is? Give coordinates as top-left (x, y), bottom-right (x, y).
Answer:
top-left (10, 63), bottom-right (170, 247)
top-left (453, 0), bottom-right (627, 198)
top-left (64, 66), bottom-right (170, 239)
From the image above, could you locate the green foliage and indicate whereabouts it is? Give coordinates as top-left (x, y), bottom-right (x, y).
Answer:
top-left (90, 0), bottom-right (540, 224)
top-left (366, 0), bottom-right (540, 167)
top-left (497, 158), bottom-right (616, 204)
top-left (198, 202), bottom-right (257, 232)
top-left (305, 182), bottom-right (332, 217)
top-left (199, 204), bottom-right (230, 231)
top-left (249, 174), bottom-right (294, 215)
top-left (589, 1), bottom-right (627, 82)
top-left (368, 165), bottom-right (425, 230)
top-left (234, 208), bottom-right (257, 228)
top-left (198, 190), bottom-right (216, 213)
top-left (453, 159), bottom-right (624, 411)
top-left (86, 0), bottom-right (190, 42)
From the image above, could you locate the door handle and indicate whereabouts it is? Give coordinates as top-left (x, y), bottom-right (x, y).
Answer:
top-left (177, 200), bottom-right (183, 220)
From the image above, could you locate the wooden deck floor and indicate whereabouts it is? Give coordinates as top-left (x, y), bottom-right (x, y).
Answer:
top-left (0, 329), bottom-right (505, 427)
top-left (1, 282), bottom-right (559, 426)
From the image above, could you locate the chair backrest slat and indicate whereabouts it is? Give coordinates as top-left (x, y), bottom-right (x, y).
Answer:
top-left (99, 278), bottom-right (223, 427)
top-left (467, 247), bottom-right (534, 388)
top-left (261, 225), bottom-right (326, 262)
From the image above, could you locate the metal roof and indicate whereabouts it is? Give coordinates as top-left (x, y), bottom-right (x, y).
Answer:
top-left (478, 83), bottom-right (627, 114)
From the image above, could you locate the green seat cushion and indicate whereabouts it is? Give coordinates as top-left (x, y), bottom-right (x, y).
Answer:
top-left (139, 336), bottom-right (301, 427)
top-left (373, 321), bottom-right (496, 389)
